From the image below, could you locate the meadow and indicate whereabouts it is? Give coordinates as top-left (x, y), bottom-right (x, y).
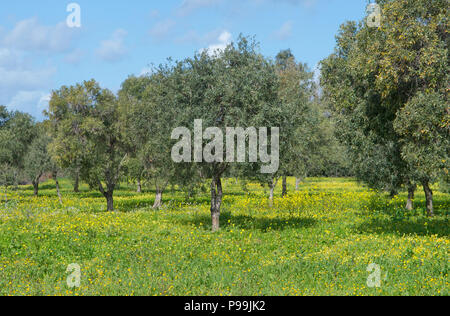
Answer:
top-left (0, 178), bottom-right (448, 296)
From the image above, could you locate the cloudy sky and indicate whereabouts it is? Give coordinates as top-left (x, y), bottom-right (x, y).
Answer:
top-left (0, 0), bottom-right (367, 120)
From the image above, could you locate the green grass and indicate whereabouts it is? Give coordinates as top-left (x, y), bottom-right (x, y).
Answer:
top-left (0, 178), bottom-right (448, 296)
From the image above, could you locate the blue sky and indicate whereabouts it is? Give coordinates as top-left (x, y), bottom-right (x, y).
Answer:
top-left (0, 0), bottom-right (369, 120)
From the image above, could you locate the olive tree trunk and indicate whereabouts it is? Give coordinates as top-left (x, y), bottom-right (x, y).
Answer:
top-left (33, 182), bottom-right (39, 196)
top-left (52, 171), bottom-right (63, 205)
top-left (137, 177), bottom-right (142, 193)
top-left (282, 176), bottom-right (288, 197)
top-left (268, 177), bottom-right (279, 206)
top-left (73, 171), bottom-right (80, 193)
top-left (153, 191), bottom-right (163, 208)
top-left (106, 192), bottom-right (114, 212)
top-left (3, 185), bottom-right (7, 203)
top-left (405, 183), bottom-right (415, 211)
top-left (295, 177), bottom-right (302, 191)
top-left (32, 174), bottom-right (42, 197)
top-left (153, 180), bottom-right (169, 209)
top-left (422, 180), bottom-right (434, 217)
top-left (98, 180), bottom-right (115, 212)
top-left (210, 176), bottom-right (223, 232)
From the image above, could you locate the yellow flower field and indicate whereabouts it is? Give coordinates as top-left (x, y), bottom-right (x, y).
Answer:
top-left (0, 178), bottom-right (448, 296)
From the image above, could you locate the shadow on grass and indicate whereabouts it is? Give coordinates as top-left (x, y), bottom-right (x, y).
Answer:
top-left (177, 212), bottom-right (317, 232)
top-left (116, 198), bottom-right (155, 212)
top-left (363, 193), bottom-right (448, 217)
top-left (355, 216), bottom-right (449, 238)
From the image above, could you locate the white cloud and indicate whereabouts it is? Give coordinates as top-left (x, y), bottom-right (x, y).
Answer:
top-left (0, 46), bottom-right (55, 120)
top-left (0, 19), bottom-right (76, 120)
top-left (139, 66), bottom-right (153, 76)
top-left (201, 30), bottom-right (232, 56)
top-left (0, 64), bottom-right (55, 120)
top-left (272, 21), bottom-right (294, 40)
top-left (38, 93), bottom-right (51, 111)
top-left (2, 18), bottom-right (77, 53)
top-left (96, 29), bottom-right (128, 63)
top-left (6, 91), bottom-right (51, 120)
top-left (0, 67), bottom-right (55, 91)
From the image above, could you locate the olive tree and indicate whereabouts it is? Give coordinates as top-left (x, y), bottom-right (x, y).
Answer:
top-left (48, 80), bottom-right (127, 211)
top-left (0, 106), bottom-right (35, 199)
top-left (171, 36), bottom-right (280, 231)
top-left (394, 92), bottom-right (449, 216)
top-left (118, 68), bottom-right (180, 208)
top-left (321, 0), bottom-right (448, 215)
top-left (24, 125), bottom-right (52, 196)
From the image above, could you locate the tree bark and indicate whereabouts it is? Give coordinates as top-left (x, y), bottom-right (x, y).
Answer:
top-left (405, 183), bottom-right (415, 211)
top-left (53, 171), bottom-right (63, 205)
top-left (105, 192), bottom-right (114, 212)
top-left (422, 180), bottom-right (434, 217)
top-left (153, 179), bottom-right (168, 209)
top-left (99, 180), bottom-right (115, 212)
top-left (295, 177), bottom-right (302, 191)
top-left (74, 171), bottom-right (80, 193)
top-left (268, 177), bottom-right (279, 206)
top-left (282, 176), bottom-right (288, 197)
top-left (137, 177), bottom-right (142, 193)
top-left (211, 176), bottom-right (223, 232)
top-left (153, 191), bottom-right (163, 209)
top-left (32, 180), bottom-right (39, 197)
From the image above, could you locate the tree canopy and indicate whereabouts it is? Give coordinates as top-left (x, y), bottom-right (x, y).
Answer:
top-left (320, 0), bottom-right (449, 215)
